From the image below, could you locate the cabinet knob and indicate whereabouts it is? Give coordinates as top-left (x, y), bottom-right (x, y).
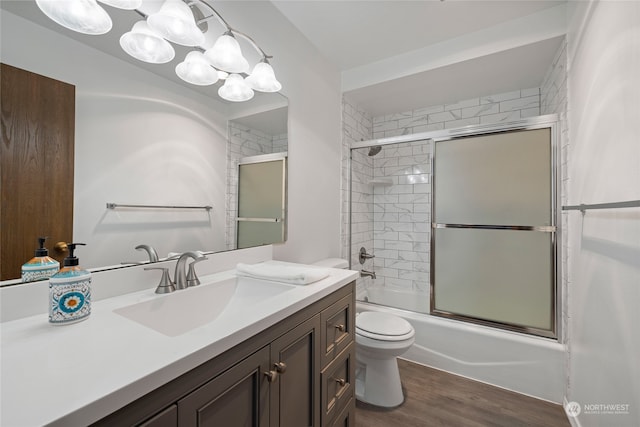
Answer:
top-left (264, 370), bottom-right (278, 382)
top-left (335, 378), bottom-right (346, 387)
top-left (274, 361), bottom-right (287, 373)
top-left (334, 324), bottom-right (346, 332)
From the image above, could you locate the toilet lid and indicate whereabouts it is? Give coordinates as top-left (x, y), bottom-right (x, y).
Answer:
top-left (356, 312), bottom-right (414, 338)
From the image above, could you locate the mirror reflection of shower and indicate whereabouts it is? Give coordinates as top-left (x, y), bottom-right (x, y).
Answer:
top-left (350, 140), bottom-right (432, 314)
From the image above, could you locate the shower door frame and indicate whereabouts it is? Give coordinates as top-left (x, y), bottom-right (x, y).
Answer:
top-left (430, 117), bottom-right (560, 339)
top-left (349, 114), bottom-right (561, 340)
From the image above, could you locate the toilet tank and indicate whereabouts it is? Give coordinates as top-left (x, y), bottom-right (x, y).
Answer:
top-left (312, 258), bottom-right (349, 269)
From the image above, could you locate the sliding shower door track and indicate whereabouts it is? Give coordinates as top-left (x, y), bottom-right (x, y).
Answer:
top-left (433, 223), bottom-right (556, 232)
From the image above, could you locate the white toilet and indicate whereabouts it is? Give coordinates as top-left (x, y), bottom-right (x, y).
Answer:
top-left (355, 311), bottom-right (415, 407)
top-left (312, 258), bottom-right (416, 408)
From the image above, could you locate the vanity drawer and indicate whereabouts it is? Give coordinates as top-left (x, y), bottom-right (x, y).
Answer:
top-left (321, 343), bottom-right (355, 427)
top-left (330, 398), bottom-right (354, 427)
top-left (320, 294), bottom-right (354, 367)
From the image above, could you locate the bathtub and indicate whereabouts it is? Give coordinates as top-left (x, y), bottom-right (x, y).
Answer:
top-left (357, 288), bottom-right (565, 403)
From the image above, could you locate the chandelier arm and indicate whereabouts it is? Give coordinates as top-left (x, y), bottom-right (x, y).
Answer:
top-left (195, 0), bottom-right (272, 61)
top-left (229, 28), bottom-right (272, 61)
top-left (194, 0), bottom-right (231, 32)
top-left (132, 9), bottom-right (147, 19)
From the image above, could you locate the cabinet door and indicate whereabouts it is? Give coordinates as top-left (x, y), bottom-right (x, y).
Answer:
top-left (270, 315), bottom-right (321, 427)
top-left (0, 63), bottom-right (75, 280)
top-left (138, 405), bottom-right (178, 427)
top-left (330, 399), bottom-right (353, 427)
top-left (178, 347), bottom-right (270, 427)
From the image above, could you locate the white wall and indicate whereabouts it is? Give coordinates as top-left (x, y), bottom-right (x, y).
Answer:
top-left (565, 1), bottom-right (640, 425)
top-left (212, 2), bottom-right (343, 264)
top-left (1, 2), bottom-right (343, 269)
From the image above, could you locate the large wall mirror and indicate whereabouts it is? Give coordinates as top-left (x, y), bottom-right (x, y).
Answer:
top-left (0, 1), bottom-right (288, 283)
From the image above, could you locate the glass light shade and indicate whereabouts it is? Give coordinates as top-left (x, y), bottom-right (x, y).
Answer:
top-left (205, 34), bottom-right (249, 74)
top-left (218, 74), bottom-right (254, 102)
top-left (176, 51), bottom-right (219, 86)
top-left (245, 61), bottom-right (282, 92)
top-left (35, 0), bottom-right (112, 35)
top-left (147, 0), bottom-right (205, 47)
top-left (120, 21), bottom-right (175, 64)
top-left (97, 0), bottom-right (141, 9)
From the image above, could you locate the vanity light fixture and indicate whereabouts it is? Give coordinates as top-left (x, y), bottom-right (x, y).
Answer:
top-left (176, 51), bottom-right (219, 86)
top-left (120, 20), bottom-right (176, 64)
top-left (99, 0), bottom-right (142, 10)
top-left (204, 31), bottom-right (250, 74)
top-left (245, 58), bottom-right (282, 93)
top-left (147, 0), bottom-right (205, 47)
top-left (35, 0), bottom-right (113, 35)
top-left (218, 73), bottom-right (254, 102)
top-left (35, 0), bottom-right (281, 102)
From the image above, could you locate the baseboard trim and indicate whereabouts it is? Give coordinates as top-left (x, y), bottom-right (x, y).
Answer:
top-left (563, 397), bottom-right (583, 427)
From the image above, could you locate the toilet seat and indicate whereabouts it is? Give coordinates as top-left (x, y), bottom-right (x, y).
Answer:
top-left (356, 312), bottom-right (415, 342)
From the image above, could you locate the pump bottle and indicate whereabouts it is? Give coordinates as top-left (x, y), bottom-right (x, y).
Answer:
top-left (49, 243), bottom-right (92, 324)
top-left (22, 237), bottom-right (60, 282)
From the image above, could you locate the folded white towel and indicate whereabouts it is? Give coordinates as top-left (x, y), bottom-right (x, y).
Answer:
top-left (236, 261), bottom-right (329, 285)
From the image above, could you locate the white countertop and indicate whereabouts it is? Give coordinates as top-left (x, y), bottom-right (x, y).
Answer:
top-left (0, 263), bottom-right (358, 427)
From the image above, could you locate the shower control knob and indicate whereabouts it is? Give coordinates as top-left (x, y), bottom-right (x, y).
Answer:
top-left (359, 247), bottom-right (375, 264)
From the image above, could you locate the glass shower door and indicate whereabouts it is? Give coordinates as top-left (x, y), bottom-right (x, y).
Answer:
top-left (431, 128), bottom-right (557, 336)
top-left (236, 156), bottom-right (287, 249)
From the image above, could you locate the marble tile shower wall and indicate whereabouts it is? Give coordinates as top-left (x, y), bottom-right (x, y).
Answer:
top-left (372, 88), bottom-right (541, 139)
top-left (225, 123), bottom-right (288, 249)
top-left (343, 87), bottom-right (546, 299)
top-left (342, 99), bottom-right (373, 295)
top-left (371, 141), bottom-right (431, 292)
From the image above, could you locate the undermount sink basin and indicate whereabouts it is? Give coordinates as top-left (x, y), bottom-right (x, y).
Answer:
top-left (114, 276), bottom-right (295, 337)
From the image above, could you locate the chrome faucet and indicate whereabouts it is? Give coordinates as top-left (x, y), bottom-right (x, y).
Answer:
top-left (360, 270), bottom-right (376, 279)
top-left (136, 244), bottom-right (159, 262)
top-left (174, 251), bottom-right (208, 290)
top-left (121, 244), bottom-right (160, 265)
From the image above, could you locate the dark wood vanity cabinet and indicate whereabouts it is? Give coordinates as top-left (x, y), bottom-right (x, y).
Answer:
top-left (94, 282), bottom-right (355, 427)
top-left (177, 346), bottom-right (271, 426)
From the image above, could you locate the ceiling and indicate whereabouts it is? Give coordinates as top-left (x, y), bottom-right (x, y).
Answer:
top-left (272, 0), bottom-right (566, 117)
top-left (2, 0), bottom-right (567, 119)
top-left (344, 36), bottom-right (563, 117)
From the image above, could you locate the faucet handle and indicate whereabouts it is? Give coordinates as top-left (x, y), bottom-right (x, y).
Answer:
top-left (186, 256), bottom-right (208, 287)
top-left (359, 247), bottom-right (375, 264)
top-left (145, 267), bottom-right (176, 294)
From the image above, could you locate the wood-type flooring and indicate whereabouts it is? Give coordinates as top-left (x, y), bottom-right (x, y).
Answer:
top-left (355, 359), bottom-right (571, 427)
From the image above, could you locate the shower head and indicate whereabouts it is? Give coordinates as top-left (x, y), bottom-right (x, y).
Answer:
top-left (368, 146), bottom-right (382, 156)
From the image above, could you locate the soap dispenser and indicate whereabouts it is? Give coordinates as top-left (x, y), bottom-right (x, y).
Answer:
top-left (21, 237), bottom-right (60, 282)
top-left (49, 243), bottom-right (92, 325)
